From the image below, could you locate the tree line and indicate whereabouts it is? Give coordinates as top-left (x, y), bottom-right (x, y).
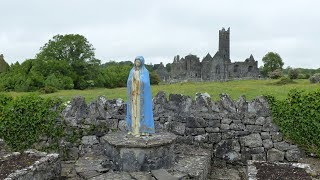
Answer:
top-left (0, 34), bottom-right (161, 93)
top-left (1, 34), bottom-right (320, 93)
top-left (260, 52), bottom-right (320, 80)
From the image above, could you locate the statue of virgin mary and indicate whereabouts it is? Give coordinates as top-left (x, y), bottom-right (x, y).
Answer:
top-left (126, 56), bottom-right (155, 136)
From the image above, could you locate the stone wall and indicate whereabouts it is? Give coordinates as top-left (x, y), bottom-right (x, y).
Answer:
top-left (2, 150), bottom-right (60, 180)
top-left (60, 92), bottom-right (302, 166)
top-left (153, 92), bottom-right (302, 163)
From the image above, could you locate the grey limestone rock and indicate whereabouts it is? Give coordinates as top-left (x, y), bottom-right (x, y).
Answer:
top-left (255, 117), bottom-right (266, 125)
top-left (130, 171), bottom-right (153, 180)
top-left (170, 121), bottom-right (186, 135)
top-left (208, 133), bottom-right (222, 143)
top-left (270, 132), bottom-right (283, 142)
top-left (273, 141), bottom-right (293, 151)
top-left (267, 148), bottom-right (285, 162)
top-left (246, 125), bottom-right (262, 132)
top-left (285, 149), bottom-right (301, 162)
top-left (250, 147), bottom-right (265, 154)
top-left (240, 133), bottom-right (262, 148)
top-left (220, 94), bottom-right (237, 112)
top-left (220, 124), bottom-right (230, 130)
top-left (169, 94), bottom-right (192, 113)
top-left (262, 123), bottom-right (279, 132)
top-left (153, 91), bottom-right (168, 115)
top-left (243, 117), bottom-right (256, 125)
top-left (211, 101), bottom-right (221, 112)
top-left (214, 139), bottom-right (241, 162)
top-left (66, 147), bottom-right (79, 160)
top-left (75, 156), bottom-right (109, 179)
top-left (171, 151), bottom-right (211, 180)
top-left (62, 96), bottom-right (88, 126)
top-left (260, 132), bottom-right (271, 139)
top-left (89, 171), bottom-right (132, 180)
top-left (235, 95), bottom-right (248, 113)
top-left (221, 118), bottom-right (232, 125)
top-left (221, 131), bottom-right (236, 140)
top-left (262, 139), bottom-right (273, 149)
top-left (205, 127), bottom-right (220, 133)
top-left (194, 128), bottom-right (206, 135)
top-left (87, 96), bottom-right (111, 122)
top-left (247, 96), bottom-right (270, 117)
top-left (118, 120), bottom-right (127, 132)
top-left (81, 136), bottom-right (99, 146)
top-left (232, 120), bottom-right (242, 124)
top-left (195, 92), bottom-right (212, 113)
top-left (194, 134), bottom-right (208, 143)
top-left (252, 153), bottom-right (266, 161)
top-left (151, 169), bottom-right (179, 180)
top-left (210, 166), bottom-right (243, 180)
top-left (230, 123), bottom-right (245, 131)
top-left (186, 116), bottom-right (208, 128)
top-left (208, 119), bottom-right (221, 128)
top-left (5, 150), bottom-right (61, 180)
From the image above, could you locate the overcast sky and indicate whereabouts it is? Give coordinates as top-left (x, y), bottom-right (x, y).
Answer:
top-left (1, 0), bottom-right (319, 68)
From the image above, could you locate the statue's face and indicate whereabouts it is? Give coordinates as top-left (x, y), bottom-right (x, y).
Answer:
top-left (135, 59), bottom-right (141, 67)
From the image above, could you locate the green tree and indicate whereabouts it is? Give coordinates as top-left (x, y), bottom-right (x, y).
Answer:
top-left (0, 54), bottom-right (10, 73)
top-left (261, 52), bottom-right (284, 77)
top-left (36, 34), bottom-right (101, 89)
top-left (150, 71), bottom-right (160, 85)
top-left (166, 63), bottom-right (172, 72)
top-left (268, 69), bottom-right (283, 79)
top-left (102, 64), bottom-right (131, 88)
top-left (288, 68), bottom-right (299, 79)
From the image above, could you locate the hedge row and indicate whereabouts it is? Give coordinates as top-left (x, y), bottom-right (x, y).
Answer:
top-left (266, 89), bottom-right (320, 156)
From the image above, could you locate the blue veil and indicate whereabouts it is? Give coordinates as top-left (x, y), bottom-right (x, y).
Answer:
top-left (126, 56), bottom-right (155, 134)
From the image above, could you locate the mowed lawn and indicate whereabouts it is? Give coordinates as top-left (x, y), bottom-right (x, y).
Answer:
top-left (4, 79), bottom-right (320, 103)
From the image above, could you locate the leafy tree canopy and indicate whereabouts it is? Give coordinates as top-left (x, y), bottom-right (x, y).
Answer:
top-left (261, 52), bottom-right (284, 77)
top-left (36, 34), bottom-right (96, 64)
top-left (36, 34), bottom-right (101, 89)
top-left (0, 55), bottom-right (10, 73)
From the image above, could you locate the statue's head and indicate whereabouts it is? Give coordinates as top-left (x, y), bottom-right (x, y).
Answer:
top-left (134, 56), bottom-right (145, 68)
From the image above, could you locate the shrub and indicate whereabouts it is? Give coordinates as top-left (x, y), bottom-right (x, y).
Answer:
top-left (39, 86), bottom-right (58, 94)
top-left (288, 68), bottom-right (299, 79)
top-left (0, 93), bottom-right (13, 106)
top-left (150, 71), bottom-right (161, 85)
top-left (268, 69), bottom-right (282, 79)
top-left (61, 76), bottom-right (74, 89)
top-left (0, 93), bottom-right (13, 113)
top-left (266, 89), bottom-right (320, 156)
top-left (44, 74), bottom-right (63, 89)
top-left (309, 73), bottom-right (320, 83)
top-left (272, 76), bottom-right (296, 85)
top-left (297, 74), bottom-right (310, 79)
top-left (44, 74), bottom-right (74, 90)
top-left (0, 95), bottom-right (63, 151)
top-left (305, 74), bottom-right (311, 79)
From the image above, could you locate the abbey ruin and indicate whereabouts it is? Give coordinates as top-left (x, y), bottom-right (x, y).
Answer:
top-left (156, 28), bottom-right (260, 82)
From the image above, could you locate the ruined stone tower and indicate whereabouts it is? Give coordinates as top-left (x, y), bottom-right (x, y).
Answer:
top-left (160, 28), bottom-right (260, 82)
top-left (219, 27), bottom-right (230, 60)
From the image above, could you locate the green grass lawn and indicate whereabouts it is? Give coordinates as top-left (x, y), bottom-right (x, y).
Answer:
top-left (3, 79), bottom-right (320, 103)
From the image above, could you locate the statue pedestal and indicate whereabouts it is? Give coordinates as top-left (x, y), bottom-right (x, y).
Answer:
top-left (101, 132), bottom-right (177, 172)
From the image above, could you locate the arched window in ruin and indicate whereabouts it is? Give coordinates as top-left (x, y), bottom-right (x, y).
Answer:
top-left (248, 66), bottom-right (253, 72)
top-left (234, 65), bottom-right (239, 73)
top-left (216, 65), bottom-right (221, 74)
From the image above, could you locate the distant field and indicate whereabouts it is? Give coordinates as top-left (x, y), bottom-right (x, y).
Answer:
top-left (3, 79), bottom-right (320, 103)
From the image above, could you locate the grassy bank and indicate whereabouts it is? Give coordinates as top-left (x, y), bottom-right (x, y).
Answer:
top-left (3, 79), bottom-right (320, 102)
